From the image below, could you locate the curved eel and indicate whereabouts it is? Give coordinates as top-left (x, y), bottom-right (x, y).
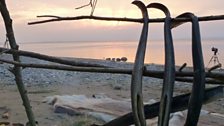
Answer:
top-left (131, 1), bottom-right (149, 126)
top-left (171, 12), bottom-right (205, 126)
top-left (147, 3), bottom-right (175, 126)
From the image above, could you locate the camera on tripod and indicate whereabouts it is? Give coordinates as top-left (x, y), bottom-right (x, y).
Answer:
top-left (211, 47), bottom-right (218, 55)
top-left (207, 46), bottom-right (221, 68)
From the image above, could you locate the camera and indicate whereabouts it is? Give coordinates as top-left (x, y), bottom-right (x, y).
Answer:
top-left (212, 47), bottom-right (218, 55)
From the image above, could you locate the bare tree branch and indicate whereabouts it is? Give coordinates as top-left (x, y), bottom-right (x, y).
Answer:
top-left (0, 57), bottom-right (223, 85)
top-left (28, 14), bottom-right (224, 25)
top-left (1, 47), bottom-right (224, 82)
top-left (75, 0), bottom-right (98, 16)
top-left (37, 15), bottom-right (61, 19)
top-left (3, 36), bottom-right (9, 48)
top-left (75, 2), bottom-right (92, 10)
top-left (0, 1), bottom-right (36, 125)
top-left (28, 15), bottom-right (142, 25)
top-left (0, 47), bottom-right (109, 68)
top-left (90, 0), bottom-right (97, 16)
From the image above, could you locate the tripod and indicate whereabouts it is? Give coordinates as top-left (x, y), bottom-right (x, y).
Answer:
top-left (207, 53), bottom-right (221, 68)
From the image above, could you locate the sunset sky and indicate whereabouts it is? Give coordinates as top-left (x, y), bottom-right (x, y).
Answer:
top-left (0, 0), bottom-right (224, 43)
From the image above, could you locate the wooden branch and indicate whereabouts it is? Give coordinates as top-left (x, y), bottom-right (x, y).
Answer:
top-left (0, 58), bottom-right (129, 73)
top-left (103, 86), bottom-right (224, 126)
top-left (1, 47), bottom-right (224, 82)
top-left (28, 15), bottom-right (142, 25)
top-left (0, 1), bottom-right (37, 126)
top-left (0, 47), bottom-right (108, 68)
top-left (28, 14), bottom-right (224, 25)
top-left (75, 0), bottom-right (98, 16)
top-left (208, 63), bottom-right (222, 72)
top-left (75, 1), bottom-right (92, 10)
top-left (175, 77), bottom-right (223, 84)
top-left (178, 63), bottom-right (187, 72)
top-left (0, 58), bottom-right (223, 85)
top-left (37, 15), bottom-right (61, 19)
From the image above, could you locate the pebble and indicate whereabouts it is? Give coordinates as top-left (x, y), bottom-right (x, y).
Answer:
top-left (113, 84), bottom-right (122, 90)
top-left (2, 112), bottom-right (9, 119)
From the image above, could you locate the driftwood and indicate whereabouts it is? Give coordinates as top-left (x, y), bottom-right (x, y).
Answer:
top-left (0, 1), bottom-right (36, 126)
top-left (103, 86), bottom-right (224, 126)
top-left (28, 14), bottom-right (224, 25)
top-left (0, 47), bottom-right (108, 68)
top-left (43, 94), bottom-right (131, 120)
top-left (75, 0), bottom-right (98, 16)
top-left (0, 57), bottom-right (223, 85)
top-left (175, 77), bottom-right (223, 84)
top-left (1, 47), bottom-right (224, 82)
top-left (178, 63), bottom-right (187, 72)
top-left (208, 63), bottom-right (222, 72)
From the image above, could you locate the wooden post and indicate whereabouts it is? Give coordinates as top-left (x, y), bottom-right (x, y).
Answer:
top-left (0, 1), bottom-right (36, 126)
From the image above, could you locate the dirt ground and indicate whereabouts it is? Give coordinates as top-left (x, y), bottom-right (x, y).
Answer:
top-left (0, 80), bottom-right (165, 126)
top-left (0, 80), bottom-right (223, 126)
top-left (0, 55), bottom-right (223, 125)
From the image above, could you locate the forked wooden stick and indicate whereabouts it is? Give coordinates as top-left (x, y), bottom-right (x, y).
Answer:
top-left (0, 1), bottom-right (36, 126)
top-left (28, 14), bottom-right (224, 25)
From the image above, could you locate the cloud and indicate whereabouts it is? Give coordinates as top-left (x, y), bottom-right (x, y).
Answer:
top-left (0, 0), bottom-right (224, 43)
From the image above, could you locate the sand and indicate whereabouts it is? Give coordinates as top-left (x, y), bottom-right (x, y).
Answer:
top-left (0, 54), bottom-right (223, 126)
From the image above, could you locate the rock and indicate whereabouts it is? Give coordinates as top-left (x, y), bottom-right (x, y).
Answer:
top-left (145, 99), bottom-right (157, 104)
top-left (54, 105), bottom-right (81, 116)
top-left (113, 85), bottom-right (122, 90)
top-left (25, 121), bottom-right (38, 126)
top-left (0, 121), bottom-right (10, 126)
top-left (2, 112), bottom-right (9, 119)
top-left (116, 58), bottom-right (121, 62)
top-left (121, 57), bottom-right (127, 62)
top-left (92, 93), bottom-right (107, 99)
top-left (105, 58), bottom-right (111, 61)
top-left (169, 112), bottom-right (185, 126)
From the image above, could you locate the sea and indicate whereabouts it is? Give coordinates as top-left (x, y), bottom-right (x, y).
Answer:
top-left (18, 39), bottom-right (224, 67)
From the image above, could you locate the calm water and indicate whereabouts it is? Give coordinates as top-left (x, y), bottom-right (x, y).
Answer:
top-left (18, 39), bottom-right (224, 67)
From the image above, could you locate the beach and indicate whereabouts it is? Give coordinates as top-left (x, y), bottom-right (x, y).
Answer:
top-left (0, 54), bottom-right (223, 126)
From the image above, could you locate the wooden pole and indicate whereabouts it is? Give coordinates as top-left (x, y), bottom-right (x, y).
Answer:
top-left (1, 47), bottom-right (224, 82)
top-left (0, 58), bottom-right (223, 85)
top-left (0, 1), bottom-right (36, 126)
top-left (28, 14), bottom-right (224, 25)
top-left (0, 47), bottom-right (108, 68)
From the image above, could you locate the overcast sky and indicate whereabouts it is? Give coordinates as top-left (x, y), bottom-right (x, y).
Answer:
top-left (0, 0), bottom-right (224, 43)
